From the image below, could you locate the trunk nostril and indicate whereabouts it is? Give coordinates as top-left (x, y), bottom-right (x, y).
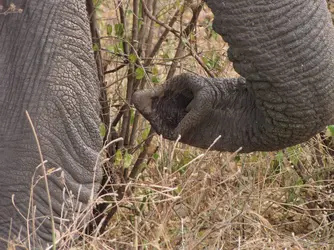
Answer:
top-left (152, 89), bottom-right (194, 129)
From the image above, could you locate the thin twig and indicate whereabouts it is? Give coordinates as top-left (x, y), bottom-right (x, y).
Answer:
top-left (104, 64), bottom-right (127, 75)
top-left (144, 0), bottom-right (158, 57)
top-left (143, 9), bottom-right (180, 67)
top-left (120, 0), bottom-right (140, 148)
top-left (141, 0), bottom-right (180, 38)
top-left (168, 3), bottom-right (203, 78)
top-left (117, 0), bottom-right (129, 56)
top-left (129, 128), bottom-right (155, 180)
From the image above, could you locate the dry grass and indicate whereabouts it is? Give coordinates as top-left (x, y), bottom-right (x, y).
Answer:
top-left (8, 136), bottom-right (334, 249)
top-left (44, 134), bottom-right (332, 250)
top-left (82, 135), bottom-right (333, 250)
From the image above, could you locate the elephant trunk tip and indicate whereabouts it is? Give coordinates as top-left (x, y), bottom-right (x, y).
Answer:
top-left (132, 90), bottom-right (153, 115)
top-left (133, 86), bottom-right (165, 115)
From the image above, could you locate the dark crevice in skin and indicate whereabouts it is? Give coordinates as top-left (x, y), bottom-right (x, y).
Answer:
top-left (151, 89), bottom-right (193, 129)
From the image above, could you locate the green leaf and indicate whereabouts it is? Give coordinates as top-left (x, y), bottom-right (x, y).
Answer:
top-left (124, 151), bottom-right (133, 169)
top-left (181, 37), bottom-right (188, 45)
top-left (295, 177), bottom-right (304, 186)
top-left (107, 42), bottom-right (124, 54)
top-left (99, 123), bottom-right (106, 138)
top-left (126, 9), bottom-right (134, 15)
top-left (151, 75), bottom-right (160, 83)
top-left (286, 145), bottom-right (300, 166)
top-left (135, 67), bottom-right (145, 80)
top-left (106, 45), bottom-right (114, 52)
top-left (328, 125), bottom-right (334, 136)
top-left (275, 150), bottom-right (284, 164)
top-left (115, 23), bottom-right (124, 37)
top-left (152, 67), bottom-right (159, 75)
top-left (130, 109), bottom-right (135, 125)
top-left (141, 127), bottom-right (150, 141)
top-left (93, 43), bottom-right (99, 52)
top-left (106, 24), bottom-right (113, 36)
top-left (234, 155), bottom-right (241, 162)
top-left (129, 53), bottom-right (137, 64)
top-left (203, 53), bottom-right (220, 70)
top-left (153, 152), bottom-right (159, 160)
top-left (175, 185), bottom-right (182, 195)
top-left (162, 53), bottom-right (170, 59)
top-left (115, 150), bottom-right (123, 166)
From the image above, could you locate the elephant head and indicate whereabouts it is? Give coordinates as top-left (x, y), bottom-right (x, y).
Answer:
top-left (0, 0), bottom-right (102, 248)
top-left (133, 0), bottom-right (334, 153)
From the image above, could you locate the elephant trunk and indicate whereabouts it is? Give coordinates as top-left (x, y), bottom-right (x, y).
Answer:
top-left (207, 0), bottom-right (334, 149)
top-left (134, 0), bottom-right (334, 152)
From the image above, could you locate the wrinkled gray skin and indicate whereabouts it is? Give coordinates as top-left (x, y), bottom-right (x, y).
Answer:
top-left (133, 0), bottom-right (334, 153)
top-left (0, 0), bottom-right (102, 248)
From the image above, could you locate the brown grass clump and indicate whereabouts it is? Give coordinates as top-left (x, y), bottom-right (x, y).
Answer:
top-left (17, 135), bottom-right (334, 249)
top-left (88, 135), bottom-right (333, 250)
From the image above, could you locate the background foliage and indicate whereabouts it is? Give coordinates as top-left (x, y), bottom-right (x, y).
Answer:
top-left (80, 0), bottom-right (334, 249)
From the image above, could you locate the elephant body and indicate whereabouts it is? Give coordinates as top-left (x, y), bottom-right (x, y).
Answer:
top-left (133, 0), bottom-right (334, 152)
top-left (0, 0), bottom-right (102, 248)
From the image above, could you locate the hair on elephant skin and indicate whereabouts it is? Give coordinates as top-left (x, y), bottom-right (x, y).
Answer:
top-left (0, 0), bottom-right (102, 248)
top-left (133, 0), bottom-right (334, 153)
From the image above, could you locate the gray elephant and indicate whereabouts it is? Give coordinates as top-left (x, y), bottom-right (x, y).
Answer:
top-left (133, 0), bottom-right (334, 153)
top-left (0, 0), bottom-right (102, 249)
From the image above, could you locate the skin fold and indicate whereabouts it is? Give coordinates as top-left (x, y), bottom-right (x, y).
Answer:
top-left (133, 0), bottom-right (334, 152)
top-left (0, 0), bottom-right (102, 248)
